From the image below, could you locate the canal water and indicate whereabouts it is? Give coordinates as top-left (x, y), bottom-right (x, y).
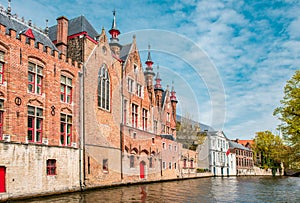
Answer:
top-left (12, 176), bottom-right (300, 203)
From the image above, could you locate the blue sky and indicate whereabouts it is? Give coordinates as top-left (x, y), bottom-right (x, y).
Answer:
top-left (1, 0), bottom-right (299, 139)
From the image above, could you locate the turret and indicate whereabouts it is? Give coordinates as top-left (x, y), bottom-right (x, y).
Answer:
top-left (170, 81), bottom-right (178, 121)
top-left (154, 65), bottom-right (164, 109)
top-left (109, 10), bottom-right (121, 57)
top-left (144, 45), bottom-right (155, 92)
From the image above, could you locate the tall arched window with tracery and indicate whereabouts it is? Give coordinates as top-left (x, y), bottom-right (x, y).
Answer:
top-left (98, 64), bottom-right (110, 110)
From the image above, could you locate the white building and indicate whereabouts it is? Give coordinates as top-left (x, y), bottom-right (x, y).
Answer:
top-left (197, 131), bottom-right (230, 176)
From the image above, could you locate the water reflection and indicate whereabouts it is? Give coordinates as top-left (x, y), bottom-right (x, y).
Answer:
top-left (12, 177), bottom-right (300, 203)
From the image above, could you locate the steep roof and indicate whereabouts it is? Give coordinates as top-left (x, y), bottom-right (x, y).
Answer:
top-left (48, 15), bottom-right (99, 41)
top-left (0, 12), bottom-right (57, 50)
top-left (229, 141), bottom-right (250, 150)
top-left (176, 115), bottom-right (214, 131)
top-left (119, 43), bottom-right (132, 61)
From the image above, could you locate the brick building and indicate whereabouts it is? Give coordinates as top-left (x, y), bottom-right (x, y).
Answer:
top-left (0, 8), bottom-right (81, 200)
top-left (229, 141), bottom-right (254, 175)
top-left (0, 4), bottom-right (200, 200)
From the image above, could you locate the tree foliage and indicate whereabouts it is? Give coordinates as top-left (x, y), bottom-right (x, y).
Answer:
top-left (176, 113), bottom-right (206, 150)
top-left (253, 131), bottom-right (284, 170)
top-left (274, 70), bottom-right (300, 168)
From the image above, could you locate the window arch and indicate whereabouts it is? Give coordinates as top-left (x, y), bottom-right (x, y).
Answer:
top-left (98, 64), bottom-right (110, 110)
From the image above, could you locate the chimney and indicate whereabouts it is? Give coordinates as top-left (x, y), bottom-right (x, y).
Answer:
top-left (56, 16), bottom-right (68, 55)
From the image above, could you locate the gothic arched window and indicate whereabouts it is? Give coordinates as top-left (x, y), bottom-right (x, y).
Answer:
top-left (98, 64), bottom-right (110, 110)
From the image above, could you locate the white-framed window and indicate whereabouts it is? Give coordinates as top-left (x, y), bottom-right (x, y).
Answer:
top-left (174, 145), bottom-right (177, 151)
top-left (28, 62), bottom-right (43, 94)
top-left (142, 108), bottom-right (148, 130)
top-left (128, 78), bottom-right (134, 93)
top-left (98, 64), bottom-right (110, 110)
top-left (169, 162), bottom-right (172, 169)
top-left (169, 144), bottom-right (172, 150)
top-left (137, 83), bottom-right (142, 97)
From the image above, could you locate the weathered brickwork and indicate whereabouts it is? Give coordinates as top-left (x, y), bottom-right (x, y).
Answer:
top-left (0, 12), bottom-right (81, 201)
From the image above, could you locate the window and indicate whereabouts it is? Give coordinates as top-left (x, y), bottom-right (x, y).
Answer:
top-left (130, 155), bottom-right (134, 168)
top-left (132, 104), bottom-right (138, 128)
top-left (0, 51), bottom-right (4, 84)
top-left (128, 78), bottom-right (134, 93)
top-left (154, 120), bottom-right (158, 134)
top-left (0, 100), bottom-right (3, 140)
top-left (98, 64), bottom-right (110, 110)
top-left (142, 108), bottom-right (148, 130)
top-left (162, 161), bottom-right (166, 169)
top-left (190, 160), bottom-right (194, 168)
top-left (149, 157), bottom-right (153, 168)
top-left (47, 159), bottom-right (56, 175)
top-left (174, 146), bottom-right (177, 151)
top-left (166, 126), bottom-right (170, 134)
top-left (103, 159), bottom-right (108, 172)
top-left (123, 99), bottom-right (127, 124)
top-left (60, 75), bottom-right (72, 104)
top-left (60, 113), bottom-right (72, 146)
top-left (183, 159), bottom-right (187, 168)
top-left (137, 84), bottom-right (142, 97)
top-left (169, 162), bottom-right (172, 169)
top-left (167, 112), bottom-right (170, 122)
top-left (174, 163), bottom-right (177, 169)
top-left (169, 144), bottom-right (172, 150)
top-left (28, 62), bottom-right (43, 94)
top-left (28, 106), bottom-right (43, 143)
top-left (152, 137), bottom-right (155, 144)
top-left (162, 142), bottom-right (166, 149)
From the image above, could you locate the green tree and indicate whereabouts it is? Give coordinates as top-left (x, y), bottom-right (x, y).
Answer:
top-left (176, 113), bottom-right (206, 150)
top-left (253, 131), bottom-right (284, 171)
top-left (274, 70), bottom-right (300, 168)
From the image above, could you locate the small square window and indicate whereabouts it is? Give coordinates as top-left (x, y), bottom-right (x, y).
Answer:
top-left (47, 159), bottom-right (56, 175)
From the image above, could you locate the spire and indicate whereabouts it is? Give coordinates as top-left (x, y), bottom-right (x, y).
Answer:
top-left (45, 19), bottom-right (49, 35)
top-left (170, 81), bottom-right (177, 102)
top-left (109, 9), bottom-right (120, 42)
top-left (154, 65), bottom-right (163, 90)
top-left (145, 45), bottom-right (153, 66)
top-left (7, 0), bottom-right (11, 15)
top-left (145, 45), bottom-right (154, 72)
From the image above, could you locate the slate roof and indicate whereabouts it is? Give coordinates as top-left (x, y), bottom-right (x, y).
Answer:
top-left (48, 15), bottom-right (99, 41)
top-left (229, 141), bottom-right (250, 150)
top-left (176, 115), bottom-right (214, 131)
top-left (161, 134), bottom-right (175, 141)
top-left (0, 12), bottom-right (57, 50)
top-left (119, 43), bottom-right (132, 61)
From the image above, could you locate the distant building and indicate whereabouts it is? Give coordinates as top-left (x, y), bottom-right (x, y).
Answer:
top-left (229, 141), bottom-right (254, 175)
top-left (197, 131), bottom-right (229, 176)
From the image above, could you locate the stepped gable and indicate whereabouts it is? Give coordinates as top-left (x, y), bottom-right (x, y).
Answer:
top-left (48, 15), bottom-right (99, 41)
top-left (0, 12), bottom-right (57, 50)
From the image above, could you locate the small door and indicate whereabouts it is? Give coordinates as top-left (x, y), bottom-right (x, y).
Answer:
top-left (0, 166), bottom-right (6, 193)
top-left (140, 161), bottom-right (145, 179)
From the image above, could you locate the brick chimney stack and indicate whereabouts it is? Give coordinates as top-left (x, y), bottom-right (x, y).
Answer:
top-left (56, 16), bottom-right (69, 55)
